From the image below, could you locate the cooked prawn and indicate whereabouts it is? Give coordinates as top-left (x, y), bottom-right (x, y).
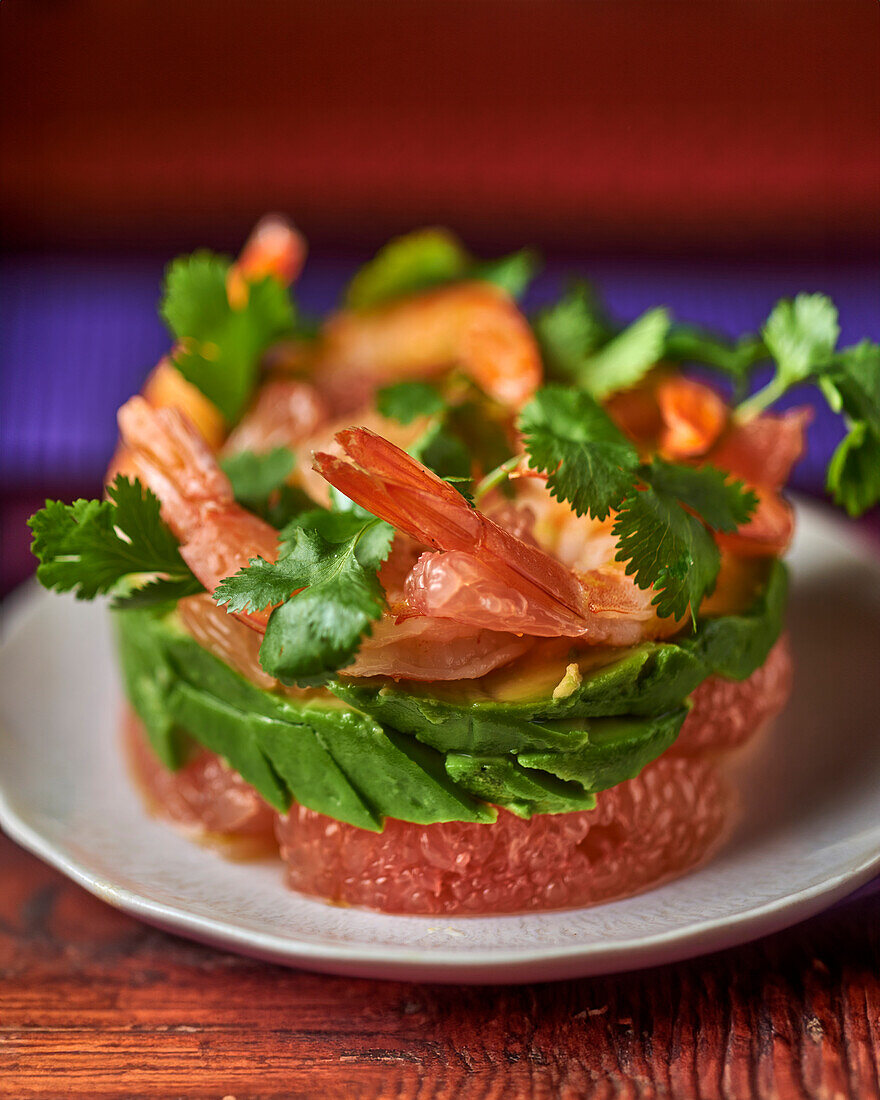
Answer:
top-left (226, 214), bottom-right (307, 309)
top-left (313, 428), bottom-right (678, 645)
top-left (116, 396), bottom-right (530, 681)
top-left (289, 281), bottom-right (542, 413)
top-left (222, 378), bottom-right (329, 457)
top-left (115, 396), bottom-right (280, 629)
top-left (624, 375), bottom-right (808, 557)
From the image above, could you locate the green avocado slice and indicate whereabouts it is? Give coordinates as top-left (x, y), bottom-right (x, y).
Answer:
top-left (115, 609), bottom-right (493, 829)
top-left (519, 710), bottom-right (687, 792)
top-left (112, 563), bottom-right (783, 829)
top-left (444, 753), bottom-right (597, 818)
top-left (328, 561), bottom-right (786, 756)
top-left (114, 610), bottom-right (186, 769)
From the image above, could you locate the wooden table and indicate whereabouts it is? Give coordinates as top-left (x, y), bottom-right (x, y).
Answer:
top-left (1, 831), bottom-right (877, 1099)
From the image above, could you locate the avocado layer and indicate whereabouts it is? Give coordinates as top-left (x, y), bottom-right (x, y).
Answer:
top-left (329, 561), bottom-right (787, 756)
top-left (113, 594), bottom-right (707, 828)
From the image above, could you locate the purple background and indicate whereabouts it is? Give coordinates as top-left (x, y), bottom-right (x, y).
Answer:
top-left (3, 254), bottom-right (879, 493)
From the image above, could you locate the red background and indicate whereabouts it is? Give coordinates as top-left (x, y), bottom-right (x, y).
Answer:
top-left (2, 0), bottom-right (878, 256)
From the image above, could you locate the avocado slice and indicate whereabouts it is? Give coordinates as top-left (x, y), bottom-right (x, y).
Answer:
top-left (444, 753), bottom-right (598, 818)
top-left (115, 609), bottom-right (494, 829)
top-left (329, 561), bottom-right (786, 756)
top-left (113, 563), bottom-right (783, 829)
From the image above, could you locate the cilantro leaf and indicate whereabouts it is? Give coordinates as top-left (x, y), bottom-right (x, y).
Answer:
top-left (818, 339), bottom-right (880, 516)
top-left (409, 420), bottom-right (473, 491)
top-left (520, 389), bottom-right (757, 619)
top-left (471, 248), bottom-right (540, 299)
top-left (376, 381), bottom-right (446, 425)
top-left (213, 514), bottom-right (394, 686)
top-left (220, 447), bottom-right (296, 509)
top-left (345, 229), bottom-right (539, 310)
top-left (738, 293), bottom-right (840, 416)
top-left (28, 476), bottom-right (201, 606)
top-left (345, 229), bottom-right (470, 309)
top-left (826, 422), bottom-right (880, 517)
top-left (762, 293), bottom-right (840, 385)
top-left (663, 325), bottom-right (766, 398)
top-left (533, 281), bottom-right (612, 381)
top-left (519, 386), bottom-right (639, 520)
top-left (161, 252), bottom-right (296, 422)
top-left (534, 283), bottom-right (668, 398)
top-left (646, 460), bottom-right (757, 533)
top-left (612, 488), bottom-right (721, 621)
top-left (822, 340), bottom-right (880, 438)
top-left (578, 307), bottom-right (670, 398)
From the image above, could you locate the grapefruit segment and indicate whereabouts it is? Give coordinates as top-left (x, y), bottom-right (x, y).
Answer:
top-left (124, 708), bottom-right (276, 843)
top-left (274, 755), bottom-right (731, 915)
top-left (673, 635), bottom-right (792, 755)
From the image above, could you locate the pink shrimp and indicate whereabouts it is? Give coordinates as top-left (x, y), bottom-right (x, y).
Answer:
top-left (313, 428), bottom-right (675, 645)
top-left (116, 396), bottom-right (280, 630)
top-left (222, 378), bottom-right (330, 457)
top-left (226, 214), bottom-right (307, 309)
top-left (291, 281), bottom-right (542, 414)
top-left (116, 396), bottom-right (527, 681)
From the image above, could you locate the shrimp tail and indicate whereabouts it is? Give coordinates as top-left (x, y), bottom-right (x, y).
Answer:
top-left (313, 428), bottom-right (587, 618)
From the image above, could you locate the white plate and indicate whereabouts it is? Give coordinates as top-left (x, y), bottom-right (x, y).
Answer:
top-left (2, 501), bottom-right (879, 984)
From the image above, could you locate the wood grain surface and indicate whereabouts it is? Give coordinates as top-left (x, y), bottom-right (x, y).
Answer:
top-left (1, 832), bottom-right (877, 1099)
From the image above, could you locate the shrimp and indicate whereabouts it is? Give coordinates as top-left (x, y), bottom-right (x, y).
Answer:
top-left (657, 376), bottom-right (727, 457)
top-left (289, 281), bottom-right (542, 414)
top-left (226, 214), bottom-right (307, 309)
top-left (115, 396), bottom-right (280, 630)
top-left (629, 376), bottom-right (808, 557)
top-left (222, 378), bottom-right (329, 457)
top-left (116, 396), bottom-right (526, 682)
top-left (313, 428), bottom-right (676, 646)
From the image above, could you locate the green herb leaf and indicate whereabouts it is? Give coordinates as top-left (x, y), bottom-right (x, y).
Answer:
top-left (345, 229), bottom-right (539, 310)
top-left (663, 325), bottom-right (766, 398)
top-left (220, 447), bottom-right (295, 508)
top-left (213, 514), bottom-right (394, 686)
top-left (519, 389), bottom-right (757, 619)
top-left (646, 460), bottom-right (757, 533)
top-left (376, 381), bottom-right (446, 425)
top-left (823, 340), bottom-right (880, 438)
top-left (533, 281), bottom-right (612, 381)
top-left (28, 476), bottom-right (202, 605)
top-left (612, 487), bottom-right (721, 621)
top-left (762, 293), bottom-right (840, 386)
top-left (826, 422), bottom-right (880, 517)
top-left (534, 283), bottom-right (667, 398)
top-left (345, 229), bottom-right (470, 309)
top-left (161, 252), bottom-right (296, 422)
top-left (409, 420), bottom-right (474, 492)
top-left (738, 293), bottom-right (840, 416)
top-left (579, 307), bottom-right (671, 398)
top-left (471, 248), bottom-right (540, 299)
top-left (519, 386), bottom-right (640, 520)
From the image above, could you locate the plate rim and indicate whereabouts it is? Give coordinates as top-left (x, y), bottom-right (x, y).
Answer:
top-left (2, 498), bottom-right (879, 981)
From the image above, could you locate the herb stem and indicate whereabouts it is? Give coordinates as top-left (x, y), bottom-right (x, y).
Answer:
top-left (736, 375), bottom-right (789, 420)
top-left (473, 455), bottom-right (522, 504)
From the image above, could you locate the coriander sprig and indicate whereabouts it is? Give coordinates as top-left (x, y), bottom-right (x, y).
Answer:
top-left (28, 476), bottom-right (203, 608)
top-left (519, 387), bottom-right (757, 621)
top-left (213, 510), bottom-right (394, 686)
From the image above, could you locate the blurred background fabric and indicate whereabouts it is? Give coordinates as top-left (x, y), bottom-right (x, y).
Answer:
top-left (1, 0), bottom-right (879, 592)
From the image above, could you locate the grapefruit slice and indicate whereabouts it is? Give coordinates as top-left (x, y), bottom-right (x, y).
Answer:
top-left (123, 709), bottom-right (276, 846)
top-left (673, 635), bottom-right (792, 756)
top-left (275, 754), bottom-right (731, 915)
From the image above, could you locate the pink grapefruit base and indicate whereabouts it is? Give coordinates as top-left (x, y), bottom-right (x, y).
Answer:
top-left (124, 636), bottom-right (792, 914)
